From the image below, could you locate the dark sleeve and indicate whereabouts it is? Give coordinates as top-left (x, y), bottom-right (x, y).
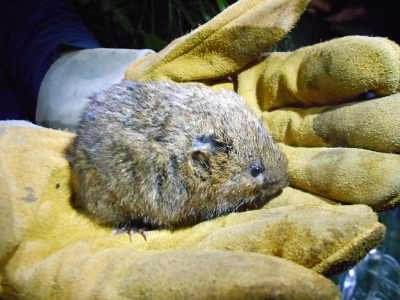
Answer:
top-left (0, 0), bottom-right (101, 121)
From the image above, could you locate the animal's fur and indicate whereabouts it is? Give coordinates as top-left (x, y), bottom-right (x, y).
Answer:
top-left (69, 81), bottom-right (289, 228)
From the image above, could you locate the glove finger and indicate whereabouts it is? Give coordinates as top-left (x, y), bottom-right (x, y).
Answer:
top-left (280, 144), bottom-right (400, 211)
top-left (250, 36), bottom-right (400, 111)
top-left (191, 204), bottom-right (384, 276)
top-left (6, 245), bottom-right (340, 300)
top-left (262, 93), bottom-right (400, 154)
top-left (125, 0), bottom-right (309, 82)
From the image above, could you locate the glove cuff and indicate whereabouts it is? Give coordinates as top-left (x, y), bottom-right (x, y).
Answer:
top-left (36, 48), bottom-right (153, 131)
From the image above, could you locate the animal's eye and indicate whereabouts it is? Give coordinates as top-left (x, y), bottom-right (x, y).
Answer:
top-left (250, 163), bottom-right (264, 177)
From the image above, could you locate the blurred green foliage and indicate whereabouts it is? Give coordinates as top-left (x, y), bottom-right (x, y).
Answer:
top-left (70, 0), bottom-right (235, 51)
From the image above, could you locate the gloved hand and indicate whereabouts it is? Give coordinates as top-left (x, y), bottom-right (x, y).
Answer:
top-left (0, 121), bottom-right (384, 300)
top-left (125, 4), bottom-right (400, 212)
top-left (237, 36), bottom-right (400, 212)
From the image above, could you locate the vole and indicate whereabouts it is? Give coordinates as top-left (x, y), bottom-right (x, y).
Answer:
top-left (69, 80), bottom-right (289, 230)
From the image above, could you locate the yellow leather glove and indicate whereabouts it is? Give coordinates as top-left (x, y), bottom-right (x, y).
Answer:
top-left (1, 122), bottom-right (384, 300)
top-left (125, 3), bottom-right (400, 212)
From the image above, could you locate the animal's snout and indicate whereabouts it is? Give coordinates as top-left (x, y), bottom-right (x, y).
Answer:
top-left (261, 174), bottom-right (290, 195)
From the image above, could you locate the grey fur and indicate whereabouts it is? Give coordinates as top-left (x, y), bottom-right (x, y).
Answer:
top-left (69, 81), bottom-right (289, 228)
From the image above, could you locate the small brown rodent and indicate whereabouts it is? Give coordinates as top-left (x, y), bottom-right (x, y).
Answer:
top-left (69, 80), bottom-right (289, 229)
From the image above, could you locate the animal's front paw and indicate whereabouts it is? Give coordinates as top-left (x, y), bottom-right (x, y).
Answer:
top-left (111, 226), bottom-right (149, 241)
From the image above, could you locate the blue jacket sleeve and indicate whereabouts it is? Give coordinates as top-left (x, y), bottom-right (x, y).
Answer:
top-left (0, 0), bottom-right (101, 121)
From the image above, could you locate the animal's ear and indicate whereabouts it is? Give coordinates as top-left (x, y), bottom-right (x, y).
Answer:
top-left (192, 135), bottom-right (232, 154)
